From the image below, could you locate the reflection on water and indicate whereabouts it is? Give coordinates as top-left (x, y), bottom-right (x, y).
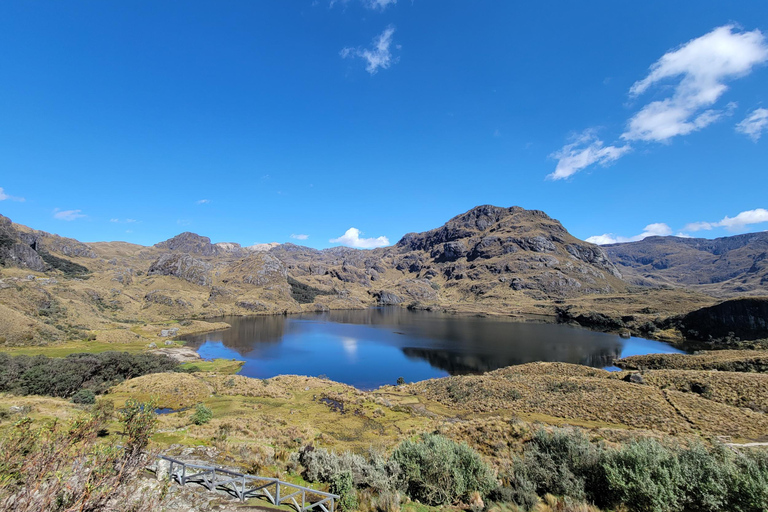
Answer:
top-left (180, 308), bottom-right (685, 389)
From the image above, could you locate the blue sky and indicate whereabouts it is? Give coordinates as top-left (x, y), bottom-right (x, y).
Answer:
top-left (1, 1), bottom-right (767, 249)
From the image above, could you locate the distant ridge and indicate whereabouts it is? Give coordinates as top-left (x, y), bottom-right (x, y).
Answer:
top-left (604, 232), bottom-right (768, 296)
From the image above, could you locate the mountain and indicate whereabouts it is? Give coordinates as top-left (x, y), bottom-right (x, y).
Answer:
top-left (0, 206), bottom-right (712, 347)
top-left (603, 232), bottom-right (768, 296)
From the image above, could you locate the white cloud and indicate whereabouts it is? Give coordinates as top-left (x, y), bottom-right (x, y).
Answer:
top-left (196, 199), bottom-right (211, 204)
top-left (110, 218), bottom-right (137, 224)
top-left (623, 25), bottom-right (768, 142)
top-left (340, 25), bottom-right (398, 75)
top-left (330, 0), bottom-right (396, 11)
top-left (365, 0), bottom-right (396, 10)
top-left (586, 223), bottom-right (673, 245)
top-left (330, 227), bottom-right (389, 249)
top-left (736, 107), bottom-right (768, 141)
top-left (548, 130), bottom-right (631, 180)
top-left (290, 234), bottom-right (309, 240)
top-left (0, 187), bottom-right (25, 202)
top-left (53, 209), bottom-right (86, 221)
top-left (684, 208), bottom-right (768, 233)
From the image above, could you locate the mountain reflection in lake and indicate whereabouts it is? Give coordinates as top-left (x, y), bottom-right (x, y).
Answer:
top-left (179, 308), bottom-right (685, 389)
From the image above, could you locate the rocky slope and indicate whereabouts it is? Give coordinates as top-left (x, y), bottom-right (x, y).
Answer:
top-left (0, 206), bottom-right (716, 347)
top-left (604, 232), bottom-right (768, 296)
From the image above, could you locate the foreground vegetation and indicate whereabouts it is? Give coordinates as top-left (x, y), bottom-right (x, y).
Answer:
top-left (0, 399), bottom-right (161, 512)
top-left (1, 345), bottom-right (767, 511)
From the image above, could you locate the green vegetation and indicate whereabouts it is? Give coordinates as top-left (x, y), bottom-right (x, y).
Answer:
top-left (0, 351), bottom-right (178, 398)
top-left (191, 403), bottom-right (213, 425)
top-left (38, 250), bottom-right (90, 276)
top-left (298, 435), bottom-right (495, 508)
top-left (287, 276), bottom-right (332, 304)
top-left (330, 471), bottom-right (358, 511)
top-left (488, 427), bottom-right (768, 512)
top-left (0, 399), bottom-right (162, 511)
top-left (178, 358), bottom-right (244, 374)
top-left (393, 433), bottom-right (497, 506)
top-left (71, 388), bottom-right (96, 404)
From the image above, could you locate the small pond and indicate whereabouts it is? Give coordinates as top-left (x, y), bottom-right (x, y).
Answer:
top-left (180, 308), bottom-right (685, 389)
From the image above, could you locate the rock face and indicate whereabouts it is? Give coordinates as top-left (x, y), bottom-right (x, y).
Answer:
top-left (680, 298), bottom-right (768, 341)
top-left (154, 232), bottom-right (226, 257)
top-left (0, 215), bottom-right (47, 271)
top-left (147, 253), bottom-right (212, 286)
top-left (387, 205), bottom-right (623, 299)
top-left (603, 232), bottom-right (768, 296)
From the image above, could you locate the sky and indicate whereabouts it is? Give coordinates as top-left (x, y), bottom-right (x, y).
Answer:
top-left (1, 1), bottom-right (767, 249)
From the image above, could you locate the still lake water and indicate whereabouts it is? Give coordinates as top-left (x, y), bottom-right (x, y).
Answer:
top-left (180, 308), bottom-right (685, 389)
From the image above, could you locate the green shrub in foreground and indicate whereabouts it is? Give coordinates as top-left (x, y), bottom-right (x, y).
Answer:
top-left (488, 427), bottom-right (768, 512)
top-left (330, 470), bottom-right (358, 511)
top-left (391, 433), bottom-right (497, 506)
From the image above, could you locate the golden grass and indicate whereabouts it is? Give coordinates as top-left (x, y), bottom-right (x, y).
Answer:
top-left (616, 349), bottom-right (768, 371)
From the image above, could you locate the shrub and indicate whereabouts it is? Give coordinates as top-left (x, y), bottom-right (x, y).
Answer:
top-left (0, 400), bottom-right (161, 511)
top-left (391, 433), bottom-right (497, 505)
top-left (190, 403), bottom-right (213, 425)
top-left (331, 471), bottom-right (358, 511)
top-left (0, 351), bottom-right (179, 398)
top-left (71, 388), bottom-right (96, 404)
top-left (300, 447), bottom-right (400, 491)
top-left (602, 438), bottom-right (683, 512)
top-left (287, 277), bottom-right (332, 304)
top-left (727, 448), bottom-right (768, 512)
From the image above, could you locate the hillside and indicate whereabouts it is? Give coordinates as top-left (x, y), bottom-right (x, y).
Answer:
top-left (0, 206), bottom-right (716, 348)
top-left (604, 232), bottom-right (768, 296)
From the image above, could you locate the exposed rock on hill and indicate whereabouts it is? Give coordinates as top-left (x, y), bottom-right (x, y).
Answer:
top-left (0, 215), bottom-right (57, 271)
top-left (604, 232), bottom-right (768, 296)
top-left (148, 253), bottom-right (212, 286)
top-left (387, 205), bottom-right (624, 299)
top-left (155, 232), bottom-right (229, 257)
top-left (679, 298), bottom-right (768, 342)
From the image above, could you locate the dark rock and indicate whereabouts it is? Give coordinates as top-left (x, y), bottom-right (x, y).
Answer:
top-left (623, 373), bottom-right (645, 384)
top-left (148, 253), bottom-right (212, 286)
top-left (374, 291), bottom-right (403, 305)
top-left (681, 298), bottom-right (768, 341)
top-left (236, 300), bottom-right (268, 312)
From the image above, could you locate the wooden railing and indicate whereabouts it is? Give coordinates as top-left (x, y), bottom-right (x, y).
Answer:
top-left (155, 454), bottom-right (338, 511)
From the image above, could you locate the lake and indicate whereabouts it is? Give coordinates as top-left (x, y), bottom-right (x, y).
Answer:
top-left (180, 308), bottom-right (685, 389)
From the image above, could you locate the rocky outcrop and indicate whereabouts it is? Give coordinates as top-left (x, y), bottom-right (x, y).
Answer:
top-left (0, 215), bottom-right (47, 271)
top-left (147, 254), bottom-right (212, 286)
top-left (389, 205), bottom-right (623, 299)
top-left (680, 298), bottom-right (768, 341)
top-left (155, 232), bottom-right (241, 257)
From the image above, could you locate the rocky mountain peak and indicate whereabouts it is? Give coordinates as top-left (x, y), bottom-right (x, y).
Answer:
top-left (155, 232), bottom-right (221, 256)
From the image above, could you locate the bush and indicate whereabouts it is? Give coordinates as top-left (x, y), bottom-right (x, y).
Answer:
top-left (0, 400), bottom-right (161, 511)
top-left (603, 438), bottom-right (683, 512)
top-left (331, 471), bottom-right (358, 511)
top-left (391, 433), bottom-right (497, 505)
top-left (300, 447), bottom-right (400, 491)
top-left (71, 388), bottom-right (96, 404)
top-left (727, 448), bottom-right (768, 512)
top-left (0, 351), bottom-right (179, 398)
top-left (190, 403), bottom-right (213, 425)
top-left (521, 428), bottom-right (605, 503)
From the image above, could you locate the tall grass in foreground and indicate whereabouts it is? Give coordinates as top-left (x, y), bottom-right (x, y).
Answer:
top-left (0, 399), bottom-right (164, 512)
